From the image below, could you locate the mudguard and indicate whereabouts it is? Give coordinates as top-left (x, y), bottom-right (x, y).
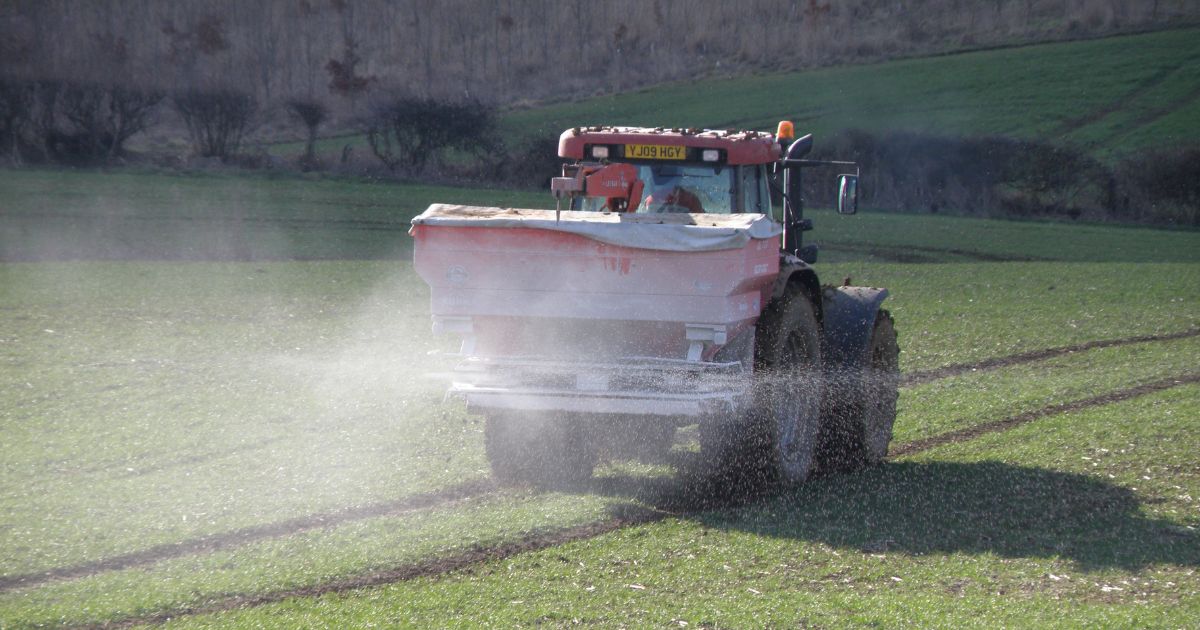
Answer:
top-left (820, 285), bottom-right (889, 371)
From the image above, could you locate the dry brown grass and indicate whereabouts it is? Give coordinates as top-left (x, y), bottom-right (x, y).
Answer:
top-left (3, 0), bottom-right (1197, 120)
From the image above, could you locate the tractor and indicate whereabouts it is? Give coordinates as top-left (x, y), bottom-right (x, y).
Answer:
top-left (410, 122), bottom-right (899, 488)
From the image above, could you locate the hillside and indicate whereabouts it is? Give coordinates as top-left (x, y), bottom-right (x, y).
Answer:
top-left (278, 28), bottom-right (1200, 225)
top-left (3, 0), bottom-right (1197, 114)
top-left (499, 27), bottom-right (1200, 159)
top-left (290, 27), bottom-right (1199, 161)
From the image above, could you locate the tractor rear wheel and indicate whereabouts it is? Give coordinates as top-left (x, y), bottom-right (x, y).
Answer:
top-left (859, 311), bottom-right (900, 462)
top-left (484, 412), bottom-right (596, 487)
top-left (702, 289), bottom-right (823, 489)
top-left (818, 310), bottom-right (900, 469)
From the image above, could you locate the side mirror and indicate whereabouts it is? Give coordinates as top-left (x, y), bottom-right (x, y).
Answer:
top-left (786, 134), bottom-right (813, 160)
top-left (837, 174), bottom-right (858, 215)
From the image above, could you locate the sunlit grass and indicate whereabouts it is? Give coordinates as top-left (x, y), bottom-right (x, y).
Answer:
top-left (160, 387), bottom-right (1200, 628)
top-left (0, 493), bottom-right (616, 628)
top-left (826, 261), bottom-right (1200, 372)
top-left (894, 335), bottom-right (1200, 445)
top-left (2, 254), bottom-right (1197, 627)
top-left (2, 164), bottom-right (1198, 627)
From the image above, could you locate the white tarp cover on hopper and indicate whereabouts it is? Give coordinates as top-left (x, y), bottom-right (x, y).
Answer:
top-left (412, 204), bottom-right (783, 252)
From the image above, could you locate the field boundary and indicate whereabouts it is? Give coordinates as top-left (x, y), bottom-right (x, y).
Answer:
top-left (57, 372), bottom-right (1200, 629)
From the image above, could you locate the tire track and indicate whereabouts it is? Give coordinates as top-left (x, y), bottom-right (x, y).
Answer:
top-left (13, 329), bottom-right (1195, 599)
top-left (56, 371), bottom-right (1200, 628)
top-left (820, 241), bottom-right (1055, 263)
top-left (69, 509), bottom-right (668, 630)
top-left (902, 328), bottom-right (1200, 386)
top-left (1051, 56), bottom-right (1195, 137)
top-left (890, 373), bottom-right (1200, 457)
top-left (1, 210), bottom-right (413, 233)
top-left (0, 479), bottom-right (496, 594)
top-left (1101, 82), bottom-right (1200, 148)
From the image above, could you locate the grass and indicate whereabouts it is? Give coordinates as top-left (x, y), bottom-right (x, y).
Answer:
top-left (893, 334), bottom-right (1200, 445)
top-left (1, 167), bottom-right (1198, 627)
top-left (500, 28), bottom-right (1200, 155)
top-left (4, 167), bottom-right (1197, 264)
top-left (0, 168), bottom-right (552, 261)
top-left (282, 28), bottom-right (1200, 162)
top-left (161, 386), bottom-right (1200, 628)
top-left (1, 254), bottom-right (1196, 626)
top-left (835, 261), bottom-right (1200, 371)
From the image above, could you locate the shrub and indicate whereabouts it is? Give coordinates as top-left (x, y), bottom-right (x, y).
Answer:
top-left (1114, 146), bottom-right (1200, 226)
top-left (0, 78), bottom-right (35, 163)
top-left (806, 130), bottom-right (1118, 222)
top-left (1, 79), bottom-right (161, 164)
top-left (173, 88), bottom-right (256, 160)
top-left (364, 96), bottom-right (495, 172)
top-left (57, 82), bottom-right (162, 162)
top-left (286, 98), bottom-right (328, 169)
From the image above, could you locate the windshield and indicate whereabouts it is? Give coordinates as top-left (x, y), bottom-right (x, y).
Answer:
top-left (573, 163), bottom-right (736, 214)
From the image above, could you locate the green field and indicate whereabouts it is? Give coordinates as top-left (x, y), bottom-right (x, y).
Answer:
top-left (287, 27), bottom-right (1200, 162)
top-left (4, 168), bottom-right (1197, 264)
top-left (1, 167), bottom-right (1198, 627)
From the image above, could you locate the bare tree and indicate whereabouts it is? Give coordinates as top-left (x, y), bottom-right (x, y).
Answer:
top-left (365, 96), bottom-right (495, 172)
top-left (54, 82), bottom-right (163, 161)
top-left (173, 89), bottom-right (256, 160)
top-left (57, 82), bottom-right (108, 159)
top-left (0, 78), bottom-right (35, 164)
top-left (106, 85), bottom-right (163, 158)
top-left (286, 97), bottom-right (328, 168)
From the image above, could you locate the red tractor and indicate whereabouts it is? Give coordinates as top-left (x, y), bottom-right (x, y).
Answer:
top-left (411, 123), bottom-right (898, 488)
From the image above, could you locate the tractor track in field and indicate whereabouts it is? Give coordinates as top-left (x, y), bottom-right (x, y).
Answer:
top-left (890, 373), bottom-right (1200, 457)
top-left (61, 369), bottom-right (1200, 628)
top-left (0, 210), bottom-right (413, 233)
top-left (19, 329), bottom-right (1198, 625)
top-left (13, 330), bottom-right (1195, 581)
top-left (14, 331), bottom-right (1195, 592)
top-left (1051, 54), bottom-right (1199, 137)
top-left (69, 510), bottom-right (671, 630)
top-left (819, 241), bottom-right (1056, 263)
top-left (901, 328), bottom-right (1200, 386)
top-left (0, 479), bottom-right (496, 594)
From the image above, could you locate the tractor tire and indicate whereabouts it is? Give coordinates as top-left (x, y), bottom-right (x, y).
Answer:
top-left (859, 311), bottom-right (900, 461)
top-left (702, 288), bottom-right (824, 489)
top-left (818, 310), bottom-right (900, 469)
top-left (484, 412), bottom-right (597, 487)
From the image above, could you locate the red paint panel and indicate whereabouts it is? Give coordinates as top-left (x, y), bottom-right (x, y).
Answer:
top-left (559, 126), bottom-right (783, 165)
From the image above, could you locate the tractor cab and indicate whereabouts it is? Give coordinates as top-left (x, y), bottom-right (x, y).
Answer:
top-left (552, 126), bottom-right (781, 217)
top-left (551, 124), bottom-right (858, 261)
top-left (567, 161), bottom-right (771, 216)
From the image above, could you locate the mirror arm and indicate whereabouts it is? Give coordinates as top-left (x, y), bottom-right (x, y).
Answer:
top-left (782, 159), bottom-right (859, 178)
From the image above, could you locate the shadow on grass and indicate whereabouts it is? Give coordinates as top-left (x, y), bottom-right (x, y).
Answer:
top-left (588, 458), bottom-right (1199, 572)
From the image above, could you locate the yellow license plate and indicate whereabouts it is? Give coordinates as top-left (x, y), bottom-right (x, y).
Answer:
top-left (625, 144), bottom-right (686, 160)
